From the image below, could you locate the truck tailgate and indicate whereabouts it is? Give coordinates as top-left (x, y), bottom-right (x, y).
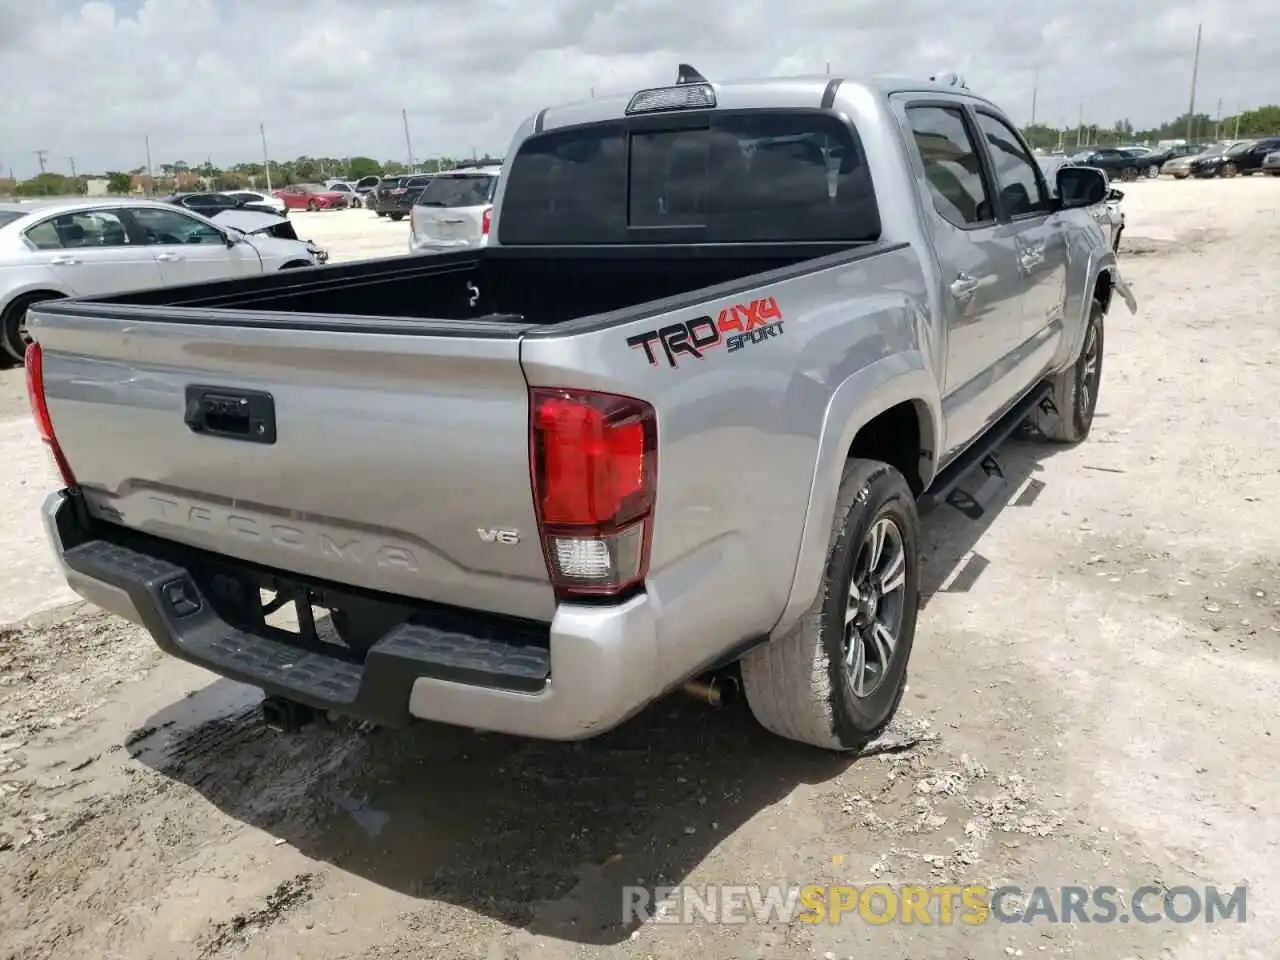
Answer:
top-left (33, 307), bottom-right (556, 622)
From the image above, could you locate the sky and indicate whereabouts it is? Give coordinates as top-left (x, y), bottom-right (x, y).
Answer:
top-left (0, 0), bottom-right (1273, 178)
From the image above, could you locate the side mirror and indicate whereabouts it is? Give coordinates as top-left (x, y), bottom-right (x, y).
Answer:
top-left (1056, 166), bottom-right (1107, 209)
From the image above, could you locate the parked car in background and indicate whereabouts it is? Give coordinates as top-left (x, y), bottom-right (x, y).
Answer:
top-left (1163, 141), bottom-right (1237, 178)
top-left (371, 176), bottom-right (402, 217)
top-left (352, 175), bottom-right (380, 206)
top-left (1263, 150), bottom-right (1280, 176)
top-left (0, 198), bottom-right (321, 363)
top-left (1191, 137), bottom-right (1280, 177)
top-left (375, 174), bottom-right (434, 221)
top-left (409, 165), bottom-right (501, 254)
top-left (1116, 147), bottom-right (1164, 178)
top-left (1069, 147), bottom-right (1150, 182)
top-left (160, 193), bottom-right (280, 219)
top-left (211, 209), bottom-right (328, 263)
top-left (219, 190), bottom-right (288, 217)
top-left (1191, 140), bottom-right (1254, 178)
top-left (324, 182), bottom-right (364, 208)
top-left (273, 183), bottom-right (350, 211)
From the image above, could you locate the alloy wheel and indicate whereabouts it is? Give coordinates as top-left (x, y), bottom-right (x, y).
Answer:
top-left (842, 517), bottom-right (908, 699)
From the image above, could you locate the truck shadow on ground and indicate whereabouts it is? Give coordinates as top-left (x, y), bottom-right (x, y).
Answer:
top-left (127, 432), bottom-right (1070, 946)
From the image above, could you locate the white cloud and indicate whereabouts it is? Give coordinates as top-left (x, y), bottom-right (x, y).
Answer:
top-left (0, 0), bottom-right (1274, 177)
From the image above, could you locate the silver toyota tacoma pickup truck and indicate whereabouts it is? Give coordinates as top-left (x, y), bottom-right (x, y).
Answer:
top-left (28, 67), bottom-right (1135, 752)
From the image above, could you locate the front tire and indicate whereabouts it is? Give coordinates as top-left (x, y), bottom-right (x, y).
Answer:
top-left (1031, 297), bottom-right (1105, 443)
top-left (307, 200), bottom-right (319, 212)
top-left (740, 459), bottom-right (920, 752)
top-left (389, 212), bottom-right (405, 222)
top-left (1222, 163), bottom-right (1238, 179)
top-left (1120, 167), bottom-right (1138, 182)
top-left (1146, 164), bottom-right (1160, 178)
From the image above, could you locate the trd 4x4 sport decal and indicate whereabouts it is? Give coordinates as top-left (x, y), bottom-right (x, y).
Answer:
top-left (626, 296), bottom-right (785, 368)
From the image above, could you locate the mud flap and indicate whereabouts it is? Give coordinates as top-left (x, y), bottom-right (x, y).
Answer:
top-left (1111, 265), bottom-right (1138, 314)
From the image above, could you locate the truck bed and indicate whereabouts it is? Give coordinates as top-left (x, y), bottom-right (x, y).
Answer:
top-left (32, 240), bottom-right (886, 626)
top-left (84, 243), bottom-right (850, 327)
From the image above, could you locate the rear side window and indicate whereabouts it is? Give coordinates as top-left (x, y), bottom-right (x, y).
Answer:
top-left (904, 105), bottom-right (993, 227)
top-left (499, 111), bottom-right (879, 244)
top-left (973, 112), bottom-right (1051, 217)
top-left (416, 174), bottom-right (498, 207)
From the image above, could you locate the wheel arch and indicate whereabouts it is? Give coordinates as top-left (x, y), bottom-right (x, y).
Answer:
top-left (772, 357), bottom-right (941, 639)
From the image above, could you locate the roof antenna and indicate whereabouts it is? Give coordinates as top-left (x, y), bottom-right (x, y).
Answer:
top-left (676, 63), bottom-right (707, 85)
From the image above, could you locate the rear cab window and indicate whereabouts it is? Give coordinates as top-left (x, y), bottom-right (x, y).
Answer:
top-left (415, 173), bottom-right (498, 207)
top-left (498, 111), bottom-right (880, 244)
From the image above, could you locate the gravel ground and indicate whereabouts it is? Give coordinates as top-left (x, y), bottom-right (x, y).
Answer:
top-left (1, 177), bottom-right (1278, 960)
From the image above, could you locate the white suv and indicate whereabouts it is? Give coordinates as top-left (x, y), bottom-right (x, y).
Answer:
top-left (408, 165), bottom-right (501, 254)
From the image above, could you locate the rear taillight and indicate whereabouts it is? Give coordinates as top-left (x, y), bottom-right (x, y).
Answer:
top-left (529, 387), bottom-right (656, 600)
top-left (25, 342), bottom-right (76, 488)
top-left (481, 206), bottom-right (492, 235)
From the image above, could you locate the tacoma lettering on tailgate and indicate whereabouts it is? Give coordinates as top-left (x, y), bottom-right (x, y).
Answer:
top-left (626, 296), bottom-right (785, 368)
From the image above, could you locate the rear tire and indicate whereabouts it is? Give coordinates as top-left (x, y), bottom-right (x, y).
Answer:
top-left (1, 293), bottom-right (58, 365)
top-left (1120, 167), bottom-right (1138, 182)
top-left (1030, 297), bottom-right (1105, 443)
top-left (1146, 164), bottom-right (1160, 178)
top-left (740, 459), bottom-right (920, 752)
top-left (389, 212), bottom-right (405, 222)
top-left (1222, 163), bottom-right (1238, 179)
top-left (307, 200), bottom-right (319, 212)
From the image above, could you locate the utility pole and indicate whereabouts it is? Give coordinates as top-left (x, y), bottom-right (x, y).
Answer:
top-left (1186, 23), bottom-right (1202, 144)
top-left (401, 108), bottom-right (414, 170)
top-left (1030, 68), bottom-right (1039, 129)
top-left (67, 157), bottom-right (76, 178)
top-left (825, 61), bottom-right (831, 75)
top-left (32, 149), bottom-right (48, 175)
top-left (1215, 97), bottom-right (1223, 140)
top-left (259, 123), bottom-right (272, 191)
top-left (1076, 104), bottom-right (1084, 147)
top-left (1233, 110), bottom-right (1242, 139)
top-left (144, 135), bottom-right (154, 194)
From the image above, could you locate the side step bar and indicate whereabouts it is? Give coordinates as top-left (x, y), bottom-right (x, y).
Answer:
top-left (919, 382), bottom-right (1051, 516)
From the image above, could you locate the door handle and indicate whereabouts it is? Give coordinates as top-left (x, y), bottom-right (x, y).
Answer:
top-left (50, 255), bottom-right (80, 265)
top-left (154, 252), bottom-right (182, 262)
top-left (440, 218), bottom-right (466, 224)
top-left (949, 273), bottom-right (979, 299)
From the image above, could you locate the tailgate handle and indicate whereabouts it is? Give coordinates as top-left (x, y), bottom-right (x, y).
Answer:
top-left (184, 385), bottom-right (277, 444)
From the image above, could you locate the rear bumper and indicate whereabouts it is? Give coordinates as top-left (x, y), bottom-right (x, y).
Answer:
top-left (42, 491), bottom-right (662, 740)
top-left (409, 234), bottom-right (487, 254)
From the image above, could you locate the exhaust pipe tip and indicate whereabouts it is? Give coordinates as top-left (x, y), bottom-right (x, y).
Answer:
top-left (683, 676), bottom-right (738, 708)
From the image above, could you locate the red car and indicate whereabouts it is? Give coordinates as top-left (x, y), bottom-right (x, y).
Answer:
top-left (273, 183), bottom-right (349, 211)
